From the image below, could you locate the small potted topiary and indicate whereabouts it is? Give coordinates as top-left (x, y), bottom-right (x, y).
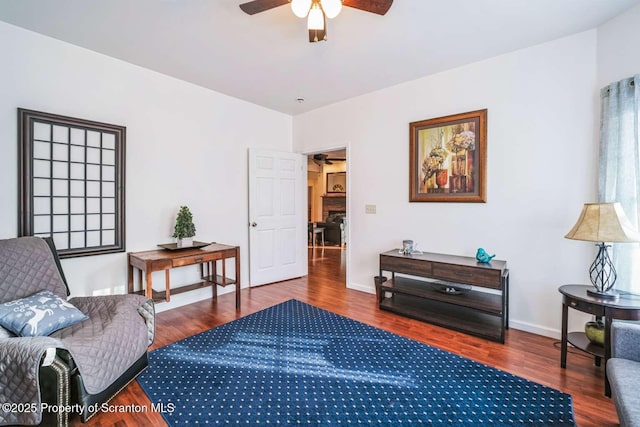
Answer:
top-left (173, 205), bottom-right (196, 247)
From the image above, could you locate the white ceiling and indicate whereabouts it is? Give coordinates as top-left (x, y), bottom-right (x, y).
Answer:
top-left (1, 0), bottom-right (638, 115)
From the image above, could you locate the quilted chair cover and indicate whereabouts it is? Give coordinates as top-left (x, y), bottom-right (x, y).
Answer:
top-left (0, 236), bottom-right (69, 301)
top-left (0, 237), bottom-right (155, 425)
top-left (51, 294), bottom-right (151, 394)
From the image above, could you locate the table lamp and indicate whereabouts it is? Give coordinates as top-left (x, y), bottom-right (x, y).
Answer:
top-left (565, 202), bottom-right (640, 299)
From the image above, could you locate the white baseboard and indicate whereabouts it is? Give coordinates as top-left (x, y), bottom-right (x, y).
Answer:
top-left (347, 282), bottom-right (375, 295)
top-left (508, 319), bottom-right (560, 340)
top-left (155, 285), bottom-right (235, 313)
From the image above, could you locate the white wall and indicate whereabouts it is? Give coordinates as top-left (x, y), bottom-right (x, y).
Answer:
top-left (293, 31), bottom-right (599, 337)
top-left (597, 3), bottom-right (640, 87)
top-left (0, 22), bottom-right (292, 311)
top-left (3, 10), bottom-right (636, 335)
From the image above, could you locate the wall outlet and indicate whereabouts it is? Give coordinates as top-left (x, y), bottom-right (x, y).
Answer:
top-left (365, 204), bottom-right (376, 214)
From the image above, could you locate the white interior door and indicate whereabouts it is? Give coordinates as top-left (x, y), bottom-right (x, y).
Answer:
top-left (248, 148), bottom-right (307, 286)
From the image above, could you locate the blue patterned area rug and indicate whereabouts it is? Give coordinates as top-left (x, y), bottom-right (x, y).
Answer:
top-left (137, 300), bottom-right (575, 426)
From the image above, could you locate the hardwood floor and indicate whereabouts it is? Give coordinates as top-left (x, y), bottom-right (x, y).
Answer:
top-left (76, 246), bottom-right (618, 426)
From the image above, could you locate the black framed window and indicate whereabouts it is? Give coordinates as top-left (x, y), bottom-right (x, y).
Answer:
top-left (18, 109), bottom-right (126, 258)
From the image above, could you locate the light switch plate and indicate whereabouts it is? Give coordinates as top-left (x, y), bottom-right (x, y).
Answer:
top-left (365, 204), bottom-right (376, 214)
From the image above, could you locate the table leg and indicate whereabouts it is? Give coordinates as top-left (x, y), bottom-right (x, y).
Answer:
top-left (222, 257), bottom-right (227, 286)
top-left (165, 269), bottom-right (171, 302)
top-left (212, 260), bottom-right (218, 300)
top-left (145, 269), bottom-right (153, 300)
top-left (561, 301), bottom-right (568, 369)
top-left (604, 314), bottom-right (612, 397)
top-left (127, 263), bottom-right (134, 294)
top-left (235, 248), bottom-right (241, 310)
top-left (505, 274), bottom-right (510, 330)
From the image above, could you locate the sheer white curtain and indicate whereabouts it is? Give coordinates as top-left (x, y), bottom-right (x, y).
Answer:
top-left (599, 74), bottom-right (640, 292)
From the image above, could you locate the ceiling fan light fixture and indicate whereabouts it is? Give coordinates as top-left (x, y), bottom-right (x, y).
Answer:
top-left (320, 0), bottom-right (342, 19)
top-left (307, 3), bottom-right (325, 30)
top-left (239, 0), bottom-right (393, 43)
top-left (291, 0), bottom-right (312, 18)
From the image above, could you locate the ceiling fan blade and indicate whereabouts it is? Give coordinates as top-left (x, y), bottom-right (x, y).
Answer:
top-left (342, 0), bottom-right (393, 15)
top-left (239, 0), bottom-right (289, 15)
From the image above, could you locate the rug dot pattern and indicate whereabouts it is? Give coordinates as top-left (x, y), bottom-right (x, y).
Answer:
top-left (137, 300), bottom-right (575, 426)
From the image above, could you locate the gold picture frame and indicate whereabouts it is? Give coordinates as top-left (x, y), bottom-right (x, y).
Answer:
top-left (409, 109), bottom-right (487, 202)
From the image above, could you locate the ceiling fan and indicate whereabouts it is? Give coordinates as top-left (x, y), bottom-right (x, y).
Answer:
top-left (312, 153), bottom-right (346, 165)
top-left (239, 0), bottom-right (393, 42)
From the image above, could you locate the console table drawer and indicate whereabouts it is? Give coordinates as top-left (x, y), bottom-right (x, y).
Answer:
top-left (172, 254), bottom-right (209, 267)
top-left (566, 298), bottom-right (605, 316)
top-left (432, 264), bottom-right (501, 289)
top-left (380, 255), bottom-right (432, 276)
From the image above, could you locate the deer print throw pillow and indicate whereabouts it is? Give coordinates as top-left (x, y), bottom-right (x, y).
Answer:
top-left (0, 290), bottom-right (87, 337)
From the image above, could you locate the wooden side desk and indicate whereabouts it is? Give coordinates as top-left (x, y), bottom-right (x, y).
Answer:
top-left (128, 243), bottom-right (240, 309)
top-left (559, 284), bottom-right (640, 396)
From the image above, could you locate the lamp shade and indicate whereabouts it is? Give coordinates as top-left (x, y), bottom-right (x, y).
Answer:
top-left (565, 202), bottom-right (640, 243)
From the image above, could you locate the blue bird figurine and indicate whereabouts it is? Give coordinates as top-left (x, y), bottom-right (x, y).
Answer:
top-left (475, 248), bottom-right (495, 264)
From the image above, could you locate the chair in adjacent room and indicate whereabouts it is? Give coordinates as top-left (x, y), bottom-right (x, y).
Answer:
top-left (308, 222), bottom-right (325, 247)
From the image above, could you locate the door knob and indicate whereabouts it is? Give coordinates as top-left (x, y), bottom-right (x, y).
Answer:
top-left (251, 222), bottom-right (257, 227)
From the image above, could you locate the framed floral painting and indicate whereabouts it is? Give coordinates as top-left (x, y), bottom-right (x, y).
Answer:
top-left (409, 109), bottom-right (487, 202)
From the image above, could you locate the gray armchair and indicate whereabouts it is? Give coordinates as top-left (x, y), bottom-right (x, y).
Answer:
top-left (607, 321), bottom-right (640, 427)
top-left (0, 237), bottom-right (154, 426)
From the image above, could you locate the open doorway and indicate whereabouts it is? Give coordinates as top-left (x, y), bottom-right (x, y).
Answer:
top-left (306, 149), bottom-right (347, 285)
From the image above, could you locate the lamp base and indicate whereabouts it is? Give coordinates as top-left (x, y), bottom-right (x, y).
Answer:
top-left (587, 243), bottom-right (619, 300)
top-left (586, 288), bottom-right (619, 300)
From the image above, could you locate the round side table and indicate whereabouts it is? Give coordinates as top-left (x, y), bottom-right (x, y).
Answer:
top-left (559, 284), bottom-right (640, 396)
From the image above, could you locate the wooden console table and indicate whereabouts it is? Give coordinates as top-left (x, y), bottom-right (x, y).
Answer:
top-left (127, 243), bottom-right (240, 309)
top-left (378, 250), bottom-right (509, 343)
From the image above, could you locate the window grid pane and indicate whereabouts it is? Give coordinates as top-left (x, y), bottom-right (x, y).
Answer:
top-left (19, 109), bottom-right (125, 258)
